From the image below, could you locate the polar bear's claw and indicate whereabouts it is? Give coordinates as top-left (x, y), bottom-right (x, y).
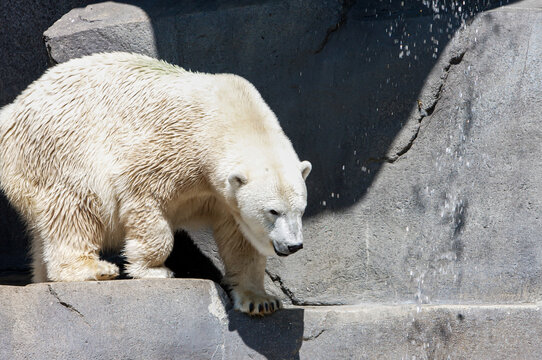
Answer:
top-left (231, 289), bottom-right (282, 316)
top-left (95, 261), bottom-right (120, 280)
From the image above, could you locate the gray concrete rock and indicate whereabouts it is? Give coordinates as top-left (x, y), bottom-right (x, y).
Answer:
top-left (1, 279), bottom-right (542, 359)
top-left (275, 3), bottom-right (542, 305)
top-left (44, 2), bottom-right (157, 64)
top-left (41, 0), bottom-right (542, 308)
top-left (0, 279), bottom-right (230, 359)
top-left (300, 302), bottom-right (542, 359)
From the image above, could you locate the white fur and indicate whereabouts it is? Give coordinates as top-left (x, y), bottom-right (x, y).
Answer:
top-left (0, 52), bottom-right (311, 315)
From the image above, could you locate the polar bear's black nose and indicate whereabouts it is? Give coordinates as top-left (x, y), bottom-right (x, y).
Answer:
top-left (288, 244), bottom-right (303, 254)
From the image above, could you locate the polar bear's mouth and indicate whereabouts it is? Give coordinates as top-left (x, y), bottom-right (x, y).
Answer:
top-left (273, 244), bottom-right (289, 257)
top-left (273, 241), bottom-right (303, 257)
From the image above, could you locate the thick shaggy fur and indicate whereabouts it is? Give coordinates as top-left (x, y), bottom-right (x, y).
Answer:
top-left (0, 52), bottom-right (310, 315)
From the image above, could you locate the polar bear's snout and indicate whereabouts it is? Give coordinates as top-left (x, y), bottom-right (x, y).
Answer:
top-left (288, 243), bottom-right (303, 253)
top-left (273, 240), bottom-right (303, 257)
top-left (271, 214), bottom-right (304, 256)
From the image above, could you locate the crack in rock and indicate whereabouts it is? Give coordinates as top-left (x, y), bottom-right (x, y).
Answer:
top-left (372, 49), bottom-right (467, 164)
top-left (266, 270), bottom-right (347, 306)
top-left (314, 0), bottom-right (357, 54)
top-left (418, 49), bottom-right (466, 118)
top-left (445, 51), bottom-right (466, 70)
top-left (48, 284), bottom-right (89, 325)
top-left (266, 270), bottom-right (302, 305)
top-left (303, 329), bottom-right (325, 342)
top-left (78, 15), bottom-right (102, 23)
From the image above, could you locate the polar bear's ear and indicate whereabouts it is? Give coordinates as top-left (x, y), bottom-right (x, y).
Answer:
top-left (300, 161), bottom-right (312, 181)
top-left (228, 172), bottom-right (248, 189)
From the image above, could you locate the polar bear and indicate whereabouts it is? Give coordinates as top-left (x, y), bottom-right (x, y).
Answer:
top-left (0, 52), bottom-right (311, 316)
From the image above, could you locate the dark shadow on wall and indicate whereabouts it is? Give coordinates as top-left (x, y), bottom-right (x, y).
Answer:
top-left (0, 0), bottom-right (516, 288)
top-left (0, 0), bottom-right (96, 107)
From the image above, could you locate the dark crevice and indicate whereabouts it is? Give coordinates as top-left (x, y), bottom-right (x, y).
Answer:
top-left (395, 127), bottom-right (420, 158)
top-left (44, 38), bottom-right (58, 66)
top-left (48, 284), bottom-right (89, 324)
top-left (314, 0), bottom-right (357, 54)
top-left (266, 270), bottom-right (301, 305)
top-left (371, 49), bottom-right (467, 164)
top-left (368, 127), bottom-right (420, 164)
top-left (420, 49), bottom-right (467, 120)
top-left (446, 50), bottom-right (466, 70)
top-left (266, 270), bottom-right (345, 306)
top-left (303, 329), bottom-right (325, 342)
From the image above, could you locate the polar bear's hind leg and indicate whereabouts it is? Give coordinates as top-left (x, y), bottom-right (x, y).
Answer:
top-left (32, 188), bottom-right (118, 282)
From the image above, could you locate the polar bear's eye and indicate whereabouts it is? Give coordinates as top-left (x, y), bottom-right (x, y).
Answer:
top-left (269, 209), bottom-right (279, 216)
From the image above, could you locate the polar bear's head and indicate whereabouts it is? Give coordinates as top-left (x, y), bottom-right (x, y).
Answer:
top-left (227, 160), bottom-right (312, 257)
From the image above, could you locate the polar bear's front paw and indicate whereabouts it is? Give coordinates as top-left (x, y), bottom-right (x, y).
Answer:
top-left (48, 258), bottom-right (119, 282)
top-left (230, 288), bottom-right (282, 316)
top-left (95, 260), bottom-right (120, 280)
top-left (126, 265), bottom-right (175, 279)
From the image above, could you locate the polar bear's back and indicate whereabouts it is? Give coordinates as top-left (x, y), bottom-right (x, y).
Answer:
top-left (0, 53), bottom-right (217, 218)
top-left (1, 52), bottom-right (196, 153)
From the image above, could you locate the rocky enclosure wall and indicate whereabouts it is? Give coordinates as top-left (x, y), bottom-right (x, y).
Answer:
top-left (4, 0), bottom-right (542, 358)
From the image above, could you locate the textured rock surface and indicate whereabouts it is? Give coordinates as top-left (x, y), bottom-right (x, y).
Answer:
top-left (44, 2), bottom-right (157, 63)
top-left (283, 4), bottom-right (542, 305)
top-left (5, 1), bottom-right (542, 357)
top-left (1, 280), bottom-right (230, 359)
top-left (2, 279), bottom-right (542, 359)
top-left (40, 0), bottom-right (542, 307)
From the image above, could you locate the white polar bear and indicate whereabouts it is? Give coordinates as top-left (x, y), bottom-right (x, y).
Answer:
top-left (0, 52), bottom-right (311, 316)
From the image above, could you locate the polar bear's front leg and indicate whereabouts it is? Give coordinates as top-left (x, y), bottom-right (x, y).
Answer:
top-left (213, 218), bottom-right (282, 316)
top-left (123, 205), bottom-right (175, 279)
top-left (222, 250), bottom-right (282, 316)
